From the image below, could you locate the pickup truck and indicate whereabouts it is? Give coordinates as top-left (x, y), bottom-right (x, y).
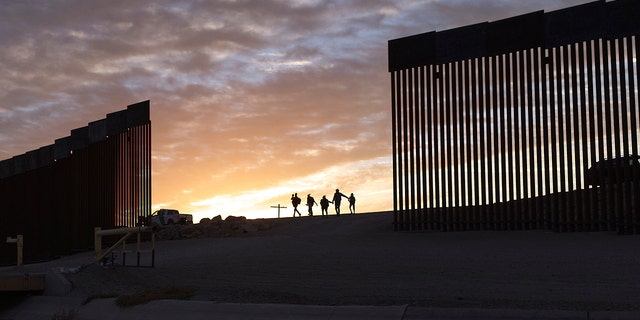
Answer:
top-left (149, 209), bottom-right (193, 226)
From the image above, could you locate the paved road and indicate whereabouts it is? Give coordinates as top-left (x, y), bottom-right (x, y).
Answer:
top-left (4, 296), bottom-right (640, 320)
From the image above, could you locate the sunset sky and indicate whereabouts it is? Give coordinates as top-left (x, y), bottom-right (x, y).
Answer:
top-left (0, 0), bottom-right (593, 221)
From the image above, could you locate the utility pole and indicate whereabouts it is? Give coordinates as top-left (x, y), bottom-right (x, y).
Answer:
top-left (270, 204), bottom-right (287, 218)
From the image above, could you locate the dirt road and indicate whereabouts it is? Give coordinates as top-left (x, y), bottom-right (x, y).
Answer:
top-left (49, 211), bottom-right (640, 312)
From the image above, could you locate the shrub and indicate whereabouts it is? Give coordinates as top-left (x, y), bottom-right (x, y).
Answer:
top-left (51, 309), bottom-right (76, 320)
top-left (115, 286), bottom-right (195, 308)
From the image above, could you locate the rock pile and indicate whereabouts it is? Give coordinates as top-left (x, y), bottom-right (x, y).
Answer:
top-left (155, 215), bottom-right (274, 240)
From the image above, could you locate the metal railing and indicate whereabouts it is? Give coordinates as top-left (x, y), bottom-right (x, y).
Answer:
top-left (95, 226), bottom-right (155, 268)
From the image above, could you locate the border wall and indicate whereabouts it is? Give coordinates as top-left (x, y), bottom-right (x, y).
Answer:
top-left (389, 0), bottom-right (640, 233)
top-left (0, 101), bottom-right (151, 264)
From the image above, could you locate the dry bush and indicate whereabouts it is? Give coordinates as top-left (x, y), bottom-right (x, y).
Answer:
top-left (115, 286), bottom-right (196, 308)
top-left (51, 309), bottom-right (76, 320)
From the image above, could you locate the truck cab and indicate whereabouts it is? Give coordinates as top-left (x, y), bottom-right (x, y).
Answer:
top-left (150, 209), bottom-right (193, 227)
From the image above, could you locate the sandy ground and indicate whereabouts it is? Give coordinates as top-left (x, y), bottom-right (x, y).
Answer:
top-left (4, 211), bottom-right (640, 313)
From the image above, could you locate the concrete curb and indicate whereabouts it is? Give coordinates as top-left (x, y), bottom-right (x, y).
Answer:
top-left (404, 306), bottom-right (640, 320)
top-left (4, 297), bottom-right (640, 320)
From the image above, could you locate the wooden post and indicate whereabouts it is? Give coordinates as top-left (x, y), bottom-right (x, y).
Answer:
top-left (95, 227), bottom-right (102, 263)
top-left (17, 235), bottom-right (23, 267)
top-left (151, 232), bottom-right (155, 267)
top-left (94, 226), bottom-right (154, 266)
top-left (95, 232), bottom-right (133, 264)
top-left (270, 204), bottom-right (287, 218)
top-left (6, 235), bottom-right (23, 267)
top-left (137, 232), bottom-right (141, 267)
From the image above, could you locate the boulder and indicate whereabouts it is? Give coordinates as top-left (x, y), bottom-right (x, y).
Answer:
top-left (253, 220), bottom-right (272, 231)
top-left (154, 215), bottom-right (274, 240)
top-left (238, 221), bottom-right (258, 233)
top-left (156, 225), bottom-right (181, 240)
top-left (224, 215), bottom-right (246, 223)
top-left (179, 224), bottom-right (202, 238)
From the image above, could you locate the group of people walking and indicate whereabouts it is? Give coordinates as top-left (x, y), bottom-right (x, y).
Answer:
top-left (290, 189), bottom-right (356, 217)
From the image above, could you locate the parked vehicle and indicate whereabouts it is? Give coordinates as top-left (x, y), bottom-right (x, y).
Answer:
top-left (149, 209), bottom-right (193, 226)
top-left (585, 155), bottom-right (640, 186)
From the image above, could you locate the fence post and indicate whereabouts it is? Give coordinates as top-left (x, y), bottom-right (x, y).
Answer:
top-left (6, 235), bottom-right (23, 266)
top-left (17, 235), bottom-right (22, 266)
top-left (94, 227), bottom-right (102, 262)
top-left (94, 226), bottom-right (154, 266)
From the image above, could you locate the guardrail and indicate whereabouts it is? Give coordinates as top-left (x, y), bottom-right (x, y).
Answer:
top-left (94, 226), bottom-right (155, 267)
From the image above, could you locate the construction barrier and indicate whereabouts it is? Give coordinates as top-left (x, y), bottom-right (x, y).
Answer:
top-left (95, 226), bottom-right (155, 268)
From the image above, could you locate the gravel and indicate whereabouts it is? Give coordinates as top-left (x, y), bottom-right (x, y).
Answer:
top-left (7, 212), bottom-right (640, 312)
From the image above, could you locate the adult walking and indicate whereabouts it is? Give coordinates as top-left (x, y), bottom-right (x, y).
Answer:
top-left (348, 193), bottom-right (356, 214)
top-left (291, 193), bottom-right (301, 217)
top-left (306, 194), bottom-right (318, 216)
top-left (332, 189), bottom-right (348, 216)
top-left (320, 195), bottom-right (332, 217)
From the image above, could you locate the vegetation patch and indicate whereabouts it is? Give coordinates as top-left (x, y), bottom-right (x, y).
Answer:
top-left (115, 286), bottom-right (196, 308)
top-left (81, 293), bottom-right (118, 305)
top-left (51, 309), bottom-right (76, 320)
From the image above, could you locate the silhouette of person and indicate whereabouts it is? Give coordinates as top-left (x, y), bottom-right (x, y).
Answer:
top-left (348, 193), bottom-right (356, 214)
top-left (306, 194), bottom-right (317, 216)
top-left (332, 189), bottom-right (348, 216)
top-left (320, 195), bottom-right (332, 217)
top-left (291, 193), bottom-right (301, 217)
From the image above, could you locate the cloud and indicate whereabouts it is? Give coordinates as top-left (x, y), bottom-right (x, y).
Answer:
top-left (0, 0), bottom-right (594, 219)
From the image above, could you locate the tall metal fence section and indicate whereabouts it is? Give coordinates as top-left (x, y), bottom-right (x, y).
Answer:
top-left (389, 0), bottom-right (640, 233)
top-left (0, 101), bottom-right (151, 264)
